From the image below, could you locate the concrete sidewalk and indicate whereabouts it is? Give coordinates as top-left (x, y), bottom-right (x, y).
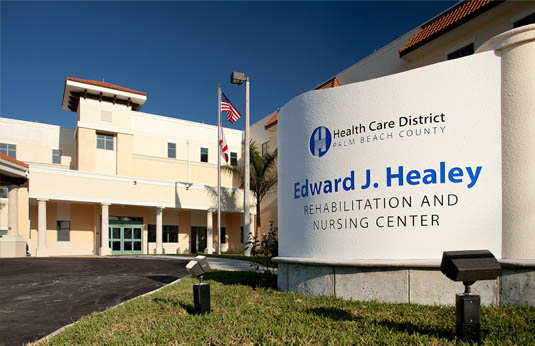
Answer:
top-left (147, 255), bottom-right (265, 272)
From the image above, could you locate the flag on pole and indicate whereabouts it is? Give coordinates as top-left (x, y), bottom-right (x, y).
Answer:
top-left (219, 123), bottom-right (229, 163)
top-left (221, 91), bottom-right (241, 124)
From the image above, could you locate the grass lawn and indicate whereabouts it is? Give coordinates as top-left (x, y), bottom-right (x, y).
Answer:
top-left (42, 271), bottom-right (535, 345)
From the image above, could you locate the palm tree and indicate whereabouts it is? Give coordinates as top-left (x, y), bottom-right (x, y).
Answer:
top-left (223, 141), bottom-right (278, 231)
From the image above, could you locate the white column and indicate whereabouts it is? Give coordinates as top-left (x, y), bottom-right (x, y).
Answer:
top-left (156, 207), bottom-right (163, 254)
top-left (36, 199), bottom-right (48, 257)
top-left (0, 185), bottom-right (26, 258)
top-left (100, 203), bottom-right (111, 256)
top-left (478, 25), bottom-right (535, 259)
top-left (205, 209), bottom-right (214, 254)
top-left (7, 185), bottom-right (18, 236)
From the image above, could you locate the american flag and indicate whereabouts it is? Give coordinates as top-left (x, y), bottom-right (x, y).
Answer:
top-left (221, 92), bottom-right (241, 124)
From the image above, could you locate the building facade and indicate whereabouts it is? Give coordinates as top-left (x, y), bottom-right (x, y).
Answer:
top-left (0, 77), bottom-right (253, 257)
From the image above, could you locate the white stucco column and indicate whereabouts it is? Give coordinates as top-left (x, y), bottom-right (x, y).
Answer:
top-left (205, 209), bottom-right (214, 254)
top-left (478, 24), bottom-right (535, 259)
top-left (36, 199), bottom-right (48, 257)
top-left (100, 203), bottom-right (111, 256)
top-left (0, 185), bottom-right (26, 258)
top-left (7, 185), bottom-right (18, 236)
top-left (156, 207), bottom-right (163, 254)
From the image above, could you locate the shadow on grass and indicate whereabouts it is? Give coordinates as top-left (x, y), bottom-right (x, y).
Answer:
top-left (307, 307), bottom-right (355, 321)
top-left (308, 306), bottom-right (455, 341)
top-left (204, 271), bottom-right (276, 289)
top-left (365, 318), bottom-right (455, 341)
top-left (152, 297), bottom-right (196, 314)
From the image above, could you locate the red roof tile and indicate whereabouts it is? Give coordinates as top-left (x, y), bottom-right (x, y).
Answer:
top-left (314, 77), bottom-right (341, 90)
top-left (66, 77), bottom-right (147, 96)
top-left (399, 0), bottom-right (501, 57)
top-left (0, 153), bottom-right (29, 169)
top-left (264, 111), bottom-right (278, 130)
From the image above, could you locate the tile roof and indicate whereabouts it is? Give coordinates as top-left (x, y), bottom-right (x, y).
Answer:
top-left (0, 153), bottom-right (29, 169)
top-left (399, 0), bottom-right (501, 57)
top-left (314, 77), bottom-right (341, 90)
top-left (66, 77), bottom-right (147, 96)
top-left (264, 111), bottom-right (279, 130)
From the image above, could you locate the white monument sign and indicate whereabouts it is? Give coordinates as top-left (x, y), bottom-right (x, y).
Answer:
top-left (278, 51), bottom-right (502, 260)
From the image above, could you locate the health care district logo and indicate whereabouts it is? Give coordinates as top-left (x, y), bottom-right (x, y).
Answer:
top-left (309, 126), bottom-right (332, 158)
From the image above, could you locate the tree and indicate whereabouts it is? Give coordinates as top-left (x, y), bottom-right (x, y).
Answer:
top-left (223, 141), bottom-right (278, 231)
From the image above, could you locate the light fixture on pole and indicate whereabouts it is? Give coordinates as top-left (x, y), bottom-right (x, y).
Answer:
top-left (230, 71), bottom-right (251, 256)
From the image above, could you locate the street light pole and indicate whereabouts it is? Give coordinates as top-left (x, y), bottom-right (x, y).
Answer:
top-left (243, 76), bottom-right (251, 256)
top-left (230, 71), bottom-right (252, 256)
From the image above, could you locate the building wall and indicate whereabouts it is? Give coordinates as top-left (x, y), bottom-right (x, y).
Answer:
top-left (116, 133), bottom-right (134, 176)
top-left (335, 1), bottom-right (535, 84)
top-left (225, 212), bottom-right (243, 253)
top-left (250, 112), bottom-right (278, 153)
top-left (78, 97), bottom-right (132, 131)
top-left (0, 117), bottom-right (74, 168)
top-left (29, 202), bottom-right (96, 256)
top-left (77, 127), bottom-right (97, 172)
top-left (335, 29), bottom-right (418, 85)
top-left (26, 201), bottom-right (243, 256)
top-left (249, 112), bottom-right (279, 235)
top-left (1, 92), bottom-right (249, 257)
top-left (402, 1), bottom-right (535, 71)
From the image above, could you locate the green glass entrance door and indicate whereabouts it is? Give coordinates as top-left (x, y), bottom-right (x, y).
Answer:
top-left (109, 224), bottom-right (143, 255)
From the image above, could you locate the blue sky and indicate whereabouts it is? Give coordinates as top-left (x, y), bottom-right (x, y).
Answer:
top-left (1, 1), bottom-right (454, 129)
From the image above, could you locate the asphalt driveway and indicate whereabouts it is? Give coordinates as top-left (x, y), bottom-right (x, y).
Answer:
top-left (0, 257), bottom-right (188, 346)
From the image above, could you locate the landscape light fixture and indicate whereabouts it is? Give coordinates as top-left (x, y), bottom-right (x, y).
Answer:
top-left (186, 255), bottom-right (212, 314)
top-left (440, 250), bottom-right (501, 342)
top-left (229, 71), bottom-right (252, 256)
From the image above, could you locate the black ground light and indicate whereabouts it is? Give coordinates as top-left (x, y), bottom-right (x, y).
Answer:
top-left (440, 250), bottom-right (501, 342)
top-left (186, 255), bottom-right (212, 314)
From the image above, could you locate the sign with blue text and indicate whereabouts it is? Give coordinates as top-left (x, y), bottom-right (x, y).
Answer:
top-left (278, 51), bottom-right (502, 260)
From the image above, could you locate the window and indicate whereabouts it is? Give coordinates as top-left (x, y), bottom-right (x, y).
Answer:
top-left (168, 143), bottom-right (176, 158)
top-left (447, 43), bottom-right (474, 60)
top-left (52, 149), bottom-right (62, 164)
top-left (514, 12), bottom-right (535, 28)
top-left (148, 224), bottom-right (179, 243)
top-left (200, 147), bottom-right (208, 162)
top-left (164, 225), bottom-right (179, 243)
top-left (221, 227), bottom-right (227, 244)
top-left (230, 152), bottom-right (238, 166)
top-left (96, 133), bottom-right (114, 150)
top-left (57, 220), bottom-right (70, 242)
top-left (262, 141), bottom-right (269, 156)
top-left (0, 186), bottom-right (7, 198)
top-left (148, 225), bottom-right (156, 242)
top-left (0, 143), bottom-right (16, 158)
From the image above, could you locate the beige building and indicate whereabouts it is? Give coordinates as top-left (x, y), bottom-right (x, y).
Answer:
top-left (251, 0), bottom-right (535, 232)
top-left (0, 77), bottom-right (253, 257)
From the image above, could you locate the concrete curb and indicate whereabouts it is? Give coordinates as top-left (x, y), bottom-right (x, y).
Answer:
top-left (29, 274), bottom-right (191, 345)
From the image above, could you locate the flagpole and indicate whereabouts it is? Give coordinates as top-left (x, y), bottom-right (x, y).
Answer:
top-left (217, 84), bottom-right (222, 255)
